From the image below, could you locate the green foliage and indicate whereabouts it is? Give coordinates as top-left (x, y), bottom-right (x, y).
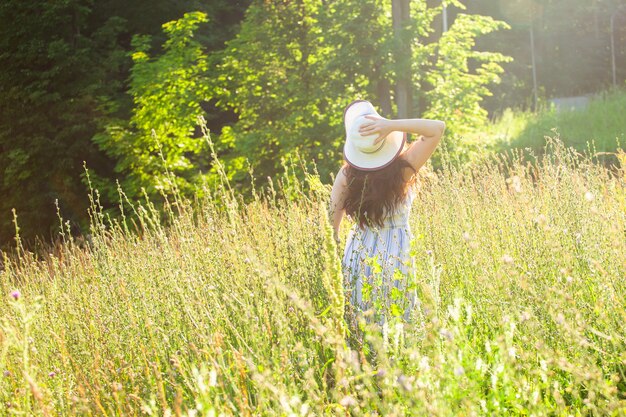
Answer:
top-left (0, 0), bottom-right (127, 246)
top-left (425, 13), bottom-right (512, 135)
top-left (0, 1), bottom-right (250, 247)
top-left (424, 12), bottom-right (512, 167)
top-left (212, 0), bottom-right (347, 188)
top-left (214, 0), bottom-right (511, 187)
top-left (92, 12), bottom-right (212, 202)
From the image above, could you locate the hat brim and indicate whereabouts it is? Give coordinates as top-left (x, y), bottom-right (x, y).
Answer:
top-left (344, 130), bottom-right (406, 170)
top-left (342, 100), bottom-right (406, 170)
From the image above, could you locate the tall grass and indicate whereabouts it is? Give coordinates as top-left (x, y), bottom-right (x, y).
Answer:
top-left (1, 125), bottom-right (625, 415)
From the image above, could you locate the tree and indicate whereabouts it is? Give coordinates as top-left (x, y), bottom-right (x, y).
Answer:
top-left (423, 11), bottom-right (512, 135)
top-left (0, 0), bottom-right (126, 247)
top-left (213, 0), bottom-right (511, 186)
top-left (0, 1), bottom-right (250, 247)
top-left (92, 12), bottom-right (213, 203)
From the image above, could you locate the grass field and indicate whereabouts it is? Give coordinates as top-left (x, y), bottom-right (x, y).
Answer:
top-left (488, 89), bottom-right (626, 160)
top-left (1, 135), bottom-right (625, 415)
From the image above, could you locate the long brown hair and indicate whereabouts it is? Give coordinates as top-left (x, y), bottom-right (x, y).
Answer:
top-left (342, 156), bottom-right (417, 228)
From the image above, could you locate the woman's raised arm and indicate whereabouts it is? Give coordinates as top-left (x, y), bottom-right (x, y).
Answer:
top-left (358, 115), bottom-right (446, 172)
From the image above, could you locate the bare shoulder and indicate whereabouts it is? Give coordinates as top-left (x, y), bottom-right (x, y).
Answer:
top-left (333, 165), bottom-right (349, 186)
top-left (330, 165), bottom-right (349, 198)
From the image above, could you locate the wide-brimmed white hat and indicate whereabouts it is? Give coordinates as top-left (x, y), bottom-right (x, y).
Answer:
top-left (343, 99), bottom-right (406, 170)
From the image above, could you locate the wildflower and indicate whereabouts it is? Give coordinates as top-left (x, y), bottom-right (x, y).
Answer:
top-left (426, 249), bottom-right (433, 256)
top-left (479, 399), bottom-right (487, 412)
top-left (502, 254), bottom-right (514, 264)
top-left (3, 370), bottom-right (10, 377)
top-left (439, 328), bottom-right (454, 341)
top-left (520, 311), bottom-right (531, 322)
top-left (584, 191), bottom-right (594, 201)
top-left (534, 214), bottom-right (548, 227)
top-left (506, 175), bottom-right (522, 193)
top-left (375, 368), bottom-right (386, 378)
top-left (462, 232), bottom-right (471, 241)
top-left (566, 276), bottom-right (573, 284)
top-left (508, 347), bottom-right (516, 359)
top-left (209, 369), bottom-right (217, 387)
top-left (454, 366), bottom-right (465, 376)
top-left (10, 290), bottom-right (20, 300)
top-left (575, 233), bottom-right (582, 245)
top-left (339, 395), bottom-right (357, 407)
top-left (556, 313), bottom-right (565, 325)
top-left (48, 371), bottom-right (56, 378)
top-left (397, 374), bottom-right (413, 391)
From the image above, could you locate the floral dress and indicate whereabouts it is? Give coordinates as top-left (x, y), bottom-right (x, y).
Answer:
top-left (341, 185), bottom-right (418, 326)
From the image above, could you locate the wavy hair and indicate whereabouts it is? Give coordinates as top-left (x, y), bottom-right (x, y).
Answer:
top-left (341, 156), bottom-right (417, 228)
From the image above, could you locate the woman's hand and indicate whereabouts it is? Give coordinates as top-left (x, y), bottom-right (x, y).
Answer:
top-left (358, 115), bottom-right (395, 144)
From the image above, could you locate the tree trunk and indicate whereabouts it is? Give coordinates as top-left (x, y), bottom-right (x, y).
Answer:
top-left (375, 73), bottom-right (393, 116)
top-left (392, 0), bottom-right (412, 118)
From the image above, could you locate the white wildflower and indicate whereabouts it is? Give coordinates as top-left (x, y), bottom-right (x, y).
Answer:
top-left (508, 347), bottom-right (516, 359)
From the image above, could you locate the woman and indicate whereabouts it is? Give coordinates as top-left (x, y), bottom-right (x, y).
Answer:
top-left (329, 100), bottom-right (445, 326)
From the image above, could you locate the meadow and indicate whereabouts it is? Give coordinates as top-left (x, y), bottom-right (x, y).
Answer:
top-left (0, 134), bottom-right (625, 416)
top-left (488, 90), bottom-right (626, 158)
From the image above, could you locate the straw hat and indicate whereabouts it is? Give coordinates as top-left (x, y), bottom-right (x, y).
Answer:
top-left (342, 100), bottom-right (406, 170)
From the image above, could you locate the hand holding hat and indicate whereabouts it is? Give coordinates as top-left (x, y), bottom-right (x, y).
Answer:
top-left (343, 100), bottom-right (406, 170)
top-left (358, 115), bottom-right (395, 144)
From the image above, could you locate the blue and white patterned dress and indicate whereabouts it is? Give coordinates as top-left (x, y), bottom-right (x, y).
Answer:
top-left (342, 185), bottom-right (418, 325)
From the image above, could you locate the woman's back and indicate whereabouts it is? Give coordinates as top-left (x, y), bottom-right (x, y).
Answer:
top-left (377, 184), bottom-right (415, 229)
